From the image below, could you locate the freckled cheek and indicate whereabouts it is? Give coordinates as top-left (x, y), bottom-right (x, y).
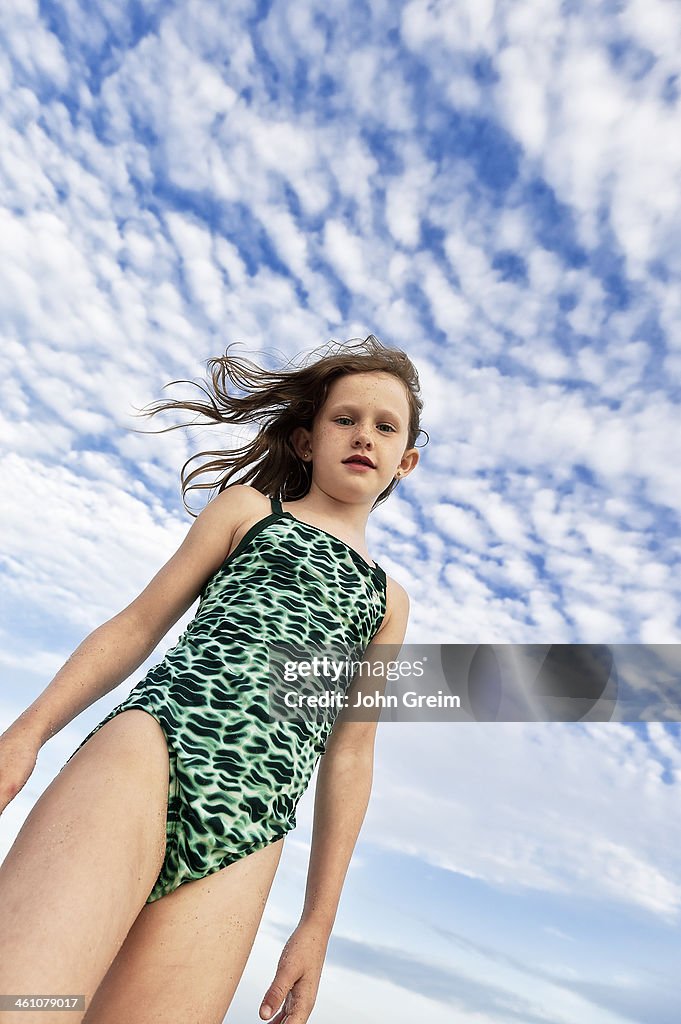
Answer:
top-left (316, 426), bottom-right (342, 444)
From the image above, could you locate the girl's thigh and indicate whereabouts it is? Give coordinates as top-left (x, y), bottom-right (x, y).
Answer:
top-left (0, 710), bottom-right (171, 1020)
top-left (82, 838), bottom-right (285, 1024)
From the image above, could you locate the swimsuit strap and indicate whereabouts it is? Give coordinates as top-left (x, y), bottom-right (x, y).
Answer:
top-left (271, 495), bottom-right (284, 516)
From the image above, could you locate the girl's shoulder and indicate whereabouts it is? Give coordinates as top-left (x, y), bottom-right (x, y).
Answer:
top-left (381, 574), bottom-right (411, 634)
top-left (213, 484), bottom-right (271, 522)
top-left (217, 483), bottom-right (268, 508)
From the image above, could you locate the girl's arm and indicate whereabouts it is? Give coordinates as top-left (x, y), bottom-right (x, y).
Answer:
top-left (1, 487), bottom-right (253, 751)
top-left (259, 581), bottom-right (410, 1024)
top-left (0, 487), bottom-right (256, 816)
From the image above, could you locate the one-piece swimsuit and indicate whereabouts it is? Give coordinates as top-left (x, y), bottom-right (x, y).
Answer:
top-left (60, 494), bottom-right (387, 903)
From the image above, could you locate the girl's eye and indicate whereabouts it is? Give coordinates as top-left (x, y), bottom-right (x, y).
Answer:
top-left (334, 417), bottom-right (396, 432)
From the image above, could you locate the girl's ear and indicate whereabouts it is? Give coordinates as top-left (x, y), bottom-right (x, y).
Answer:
top-left (398, 448), bottom-right (420, 478)
top-left (289, 426), bottom-right (313, 459)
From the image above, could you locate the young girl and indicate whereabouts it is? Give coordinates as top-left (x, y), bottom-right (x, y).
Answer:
top-left (0, 334), bottom-right (425, 1024)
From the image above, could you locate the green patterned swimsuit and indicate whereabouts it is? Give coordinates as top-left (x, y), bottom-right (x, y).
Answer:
top-left (61, 495), bottom-right (387, 903)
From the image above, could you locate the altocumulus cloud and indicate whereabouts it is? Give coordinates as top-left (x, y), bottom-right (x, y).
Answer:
top-left (1, 2), bottom-right (680, 1022)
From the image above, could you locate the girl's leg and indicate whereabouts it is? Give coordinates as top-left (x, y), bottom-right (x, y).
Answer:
top-left (0, 710), bottom-right (171, 1023)
top-left (81, 838), bottom-right (285, 1024)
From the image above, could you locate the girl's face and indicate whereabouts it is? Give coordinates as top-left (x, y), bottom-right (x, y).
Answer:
top-left (303, 371), bottom-right (418, 498)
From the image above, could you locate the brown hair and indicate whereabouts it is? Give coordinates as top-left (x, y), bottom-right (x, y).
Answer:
top-left (130, 334), bottom-right (429, 516)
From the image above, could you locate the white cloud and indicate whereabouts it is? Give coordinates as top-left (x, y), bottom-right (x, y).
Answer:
top-left (371, 721), bottom-right (681, 921)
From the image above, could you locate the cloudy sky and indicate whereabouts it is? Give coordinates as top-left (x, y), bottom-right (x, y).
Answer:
top-left (1, 0), bottom-right (680, 1021)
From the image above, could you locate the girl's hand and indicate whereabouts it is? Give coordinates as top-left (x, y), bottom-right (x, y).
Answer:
top-left (0, 722), bottom-right (42, 815)
top-left (259, 921), bottom-right (330, 1023)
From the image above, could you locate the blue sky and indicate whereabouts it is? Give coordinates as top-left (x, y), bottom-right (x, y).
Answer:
top-left (1, 0), bottom-right (680, 1021)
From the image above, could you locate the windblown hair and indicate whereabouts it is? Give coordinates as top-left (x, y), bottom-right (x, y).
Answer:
top-left (130, 334), bottom-right (428, 516)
